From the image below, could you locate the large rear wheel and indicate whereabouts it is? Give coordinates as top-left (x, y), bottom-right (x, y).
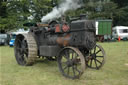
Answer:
top-left (14, 33), bottom-right (37, 66)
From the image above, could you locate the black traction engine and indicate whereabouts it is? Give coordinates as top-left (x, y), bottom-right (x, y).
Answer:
top-left (14, 19), bottom-right (106, 79)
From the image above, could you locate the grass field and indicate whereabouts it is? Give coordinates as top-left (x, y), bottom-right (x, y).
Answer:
top-left (0, 42), bottom-right (128, 85)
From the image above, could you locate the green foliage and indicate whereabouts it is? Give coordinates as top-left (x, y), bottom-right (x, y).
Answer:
top-left (65, 1), bottom-right (118, 21)
top-left (0, 0), bottom-right (128, 31)
top-left (0, 16), bottom-right (17, 31)
top-left (112, 0), bottom-right (128, 26)
top-left (82, 1), bottom-right (118, 19)
top-left (30, 0), bottom-right (52, 22)
top-left (0, 1), bottom-right (7, 18)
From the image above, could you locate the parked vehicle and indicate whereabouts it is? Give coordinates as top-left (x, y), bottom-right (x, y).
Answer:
top-left (112, 26), bottom-right (128, 40)
top-left (96, 20), bottom-right (112, 41)
top-left (0, 33), bottom-right (10, 45)
top-left (9, 34), bottom-right (16, 47)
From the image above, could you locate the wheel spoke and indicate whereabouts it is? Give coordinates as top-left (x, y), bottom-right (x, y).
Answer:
top-left (16, 48), bottom-right (22, 53)
top-left (94, 46), bottom-right (96, 53)
top-left (18, 53), bottom-right (23, 58)
top-left (61, 61), bottom-right (67, 64)
top-left (22, 39), bottom-right (25, 44)
top-left (95, 49), bottom-right (101, 54)
top-left (17, 39), bottom-right (22, 44)
top-left (63, 65), bottom-right (68, 70)
top-left (96, 59), bottom-right (102, 64)
top-left (18, 57), bottom-right (22, 62)
top-left (96, 56), bottom-right (103, 58)
top-left (72, 66), bottom-right (76, 77)
top-left (67, 67), bottom-right (70, 75)
top-left (64, 55), bottom-right (70, 62)
top-left (74, 65), bottom-right (80, 75)
top-left (24, 49), bottom-right (28, 54)
top-left (94, 59), bottom-right (98, 69)
top-left (65, 50), bottom-right (70, 60)
top-left (18, 53), bottom-right (25, 63)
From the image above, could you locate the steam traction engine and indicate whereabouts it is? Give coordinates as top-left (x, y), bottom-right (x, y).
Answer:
top-left (14, 19), bottom-right (106, 79)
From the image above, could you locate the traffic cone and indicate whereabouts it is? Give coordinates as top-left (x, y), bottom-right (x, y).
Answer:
top-left (118, 36), bottom-right (121, 42)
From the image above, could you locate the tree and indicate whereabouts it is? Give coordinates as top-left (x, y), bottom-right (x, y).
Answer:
top-left (65, 0), bottom-right (118, 21)
top-left (82, 0), bottom-right (118, 19)
top-left (7, 0), bottom-right (52, 23)
top-left (112, 0), bottom-right (128, 26)
top-left (29, 0), bottom-right (52, 22)
top-left (0, 0), bottom-right (7, 18)
top-left (0, 0), bottom-right (128, 31)
top-left (71, 0), bottom-right (126, 26)
top-left (7, 0), bottom-right (32, 28)
top-left (0, 0), bottom-right (9, 31)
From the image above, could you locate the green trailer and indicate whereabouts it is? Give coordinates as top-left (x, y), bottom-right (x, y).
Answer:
top-left (96, 20), bottom-right (112, 41)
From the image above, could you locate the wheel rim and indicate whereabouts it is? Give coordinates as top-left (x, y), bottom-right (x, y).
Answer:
top-left (15, 35), bottom-right (28, 65)
top-left (86, 44), bottom-right (106, 69)
top-left (58, 47), bottom-right (85, 79)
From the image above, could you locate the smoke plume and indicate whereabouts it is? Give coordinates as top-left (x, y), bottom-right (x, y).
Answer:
top-left (41, 0), bottom-right (82, 22)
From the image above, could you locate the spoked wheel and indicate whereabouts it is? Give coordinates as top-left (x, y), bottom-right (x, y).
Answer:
top-left (14, 33), bottom-right (37, 66)
top-left (86, 44), bottom-right (106, 70)
top-left (58, 47), bottom-right (85, 79)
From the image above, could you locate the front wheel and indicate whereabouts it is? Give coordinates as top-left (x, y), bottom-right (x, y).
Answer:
top-left (57, 47), bottom-right (86, 79)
